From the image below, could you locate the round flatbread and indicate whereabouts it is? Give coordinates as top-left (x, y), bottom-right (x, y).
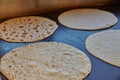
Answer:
top-left (0, 16), bottom-right (58, 42)
top-left (58, 9), bottom-right (118, 30)
top-left (85, 30), bottom-right (120, 67)
top-left (1, 42), bottom-right (91, 80)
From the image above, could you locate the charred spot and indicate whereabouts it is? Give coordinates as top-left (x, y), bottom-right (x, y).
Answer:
top-left (52, 65), bottom-right (55, 67)
top-left (9, 66), bottom-right (11, 68)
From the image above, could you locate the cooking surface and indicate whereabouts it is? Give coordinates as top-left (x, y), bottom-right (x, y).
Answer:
top-left (0, 4), bottom-right (120, 80)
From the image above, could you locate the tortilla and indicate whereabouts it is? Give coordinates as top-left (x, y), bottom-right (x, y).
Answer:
top-left (58, 9), bottom-right (117, 30)
top-left (85, 30), bottom-right (120, 67)
top-left (0, 16), bottom-right (58, 42)
top-left (1, 42), bottom-right (91, 80)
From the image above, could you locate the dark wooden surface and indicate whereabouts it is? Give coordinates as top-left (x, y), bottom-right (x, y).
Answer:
top-left (0, 4), bottom-right (120, 80)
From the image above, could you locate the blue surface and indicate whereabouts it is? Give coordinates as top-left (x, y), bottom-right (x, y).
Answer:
top-left (0, 4), bottom-right (120, 80)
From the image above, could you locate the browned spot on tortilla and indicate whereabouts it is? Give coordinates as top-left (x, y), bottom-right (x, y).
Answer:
top-left (14, 54), bottom-right (17, 56)
top-left (20, 39), bottom-right (24, 41)
top-left (22, 32), bottom-right (28, 35)
top-left (23, 30), bottom-right (27, 33)
top-left (3, 29), bottom-right (6, 31)
top-left (47, 32), bottom-right (51, 34)
top-left (10, 33), bottom-right (13, 35)
top-left (33, 27), bottom-right (37, 30)
top-left (35, 19), bottom-right (38, 21)
top-left (16, 35), bottom-right (18, 37)
top-left (36, 25), bottom-right (39, 27)
top-left (41, 24), bottom-right (44, 27)
top-left (19, 26), bottom-right (24, 28)
top-left (12, 31), bottom-right (16, 33)
top-left (9, 66), bottom-right (11, 68)
top-left (5, 33), bottom-right (8, 36)
top-left (49, 24), bottom-right (53, 26)
top-left (4, 23), bottom-right (8, 25)
top-left (6, 37), bottom-right (9, 39)
top-left (30, 35), bottom-right (33, 37)
top-left (13, 28), bottom-right (16, 30)
top-left (0, 35), bottom-right (1, 37)
top-left (29, 22), bottom-right (33, 24)
top-left (36, 30), bottom-right (39, 32)
top-left (52, 65), bottom-right (55, 67)
top-left (44, 20), bottom-right (47, 23)
top-left (21, 35), bottom-right (26, 38)
top-left (45, 28), bottom-right (47, 31)
top-left (28, 18), bottom-right (31, 21)
top-left (3, 26), bottom-right (6, 28)
top-left (12, 39), bottom-right (15, 40)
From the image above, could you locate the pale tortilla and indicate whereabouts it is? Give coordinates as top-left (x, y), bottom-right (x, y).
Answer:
top-left (1, 42), bottom-right (91, 80)
top-left (58, 9), bottom-right (118, 30)
top-left (0, 16), bottom-right (58, 42)
top-left (85, 30), bottom-right (120, 67)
